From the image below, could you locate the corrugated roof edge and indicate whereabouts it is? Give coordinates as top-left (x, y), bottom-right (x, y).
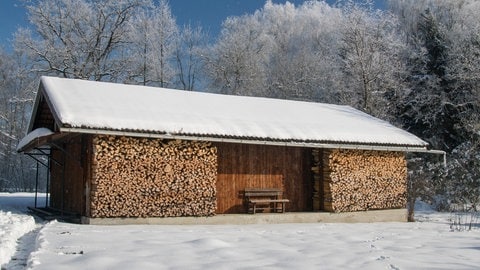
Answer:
top-left (59, 126), bottom-right (430, 152)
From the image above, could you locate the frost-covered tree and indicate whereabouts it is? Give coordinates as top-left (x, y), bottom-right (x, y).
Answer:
top-left (174, 24), bottom-right (208, 91)
top-left (204, 1), bottom-right (344, 101)
top-left (127, 0), bottom-right (178, 87)
top-left (338, 1), bottom-right (407, 119)
top-left (389, 0), bottom-right (480, 210)
top-left (14, 0), bottom-right (152, 82)
top-left (398, 10), bottom-right (452, 152)
top-left (389, 0), bottom-right (463, 151)
top-left (262, 1), bottom-right (343, 101)
top-left (447, 0), bottom-right (480, 107)
top-left (0, 49), bottom-right (38, 191)
top-left (203, 12), bottom-right (270, 96)
top-left (5, 0), bottom-right (186, 191)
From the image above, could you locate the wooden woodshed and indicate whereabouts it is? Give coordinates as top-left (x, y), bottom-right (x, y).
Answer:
top-left (17, 76), bottom-right (441, 223)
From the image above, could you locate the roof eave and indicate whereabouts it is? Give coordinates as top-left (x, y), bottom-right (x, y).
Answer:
top-left (59, 127), bottom-right (431, 153)
top-left (17, 132), bottom-right (70, 153)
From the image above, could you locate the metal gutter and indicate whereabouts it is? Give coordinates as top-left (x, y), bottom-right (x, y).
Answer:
top-left (407, 148), bottom-right (447, 167)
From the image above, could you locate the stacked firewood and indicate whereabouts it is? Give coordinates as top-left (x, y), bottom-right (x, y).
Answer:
top-left (321, 149), bottom-right (407, 212)
top-left (90, 135), bottom-right (217, 218)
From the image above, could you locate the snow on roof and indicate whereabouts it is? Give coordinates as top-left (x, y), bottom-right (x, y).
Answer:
top-left (16, 127), bottom-right (54, 152)
top-left (37, 76), bottom-right (427, 148)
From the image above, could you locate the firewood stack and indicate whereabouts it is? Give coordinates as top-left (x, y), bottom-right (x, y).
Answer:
top-left (90, 135), bottom-right (217, 218)
top-left (318, 149), bottom-right (407, 212)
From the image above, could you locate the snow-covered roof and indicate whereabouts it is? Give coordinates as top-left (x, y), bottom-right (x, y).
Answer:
top-left (29, 76), bottom-right (428, 149)
top-left (16, 128), bottom-right (54, 152)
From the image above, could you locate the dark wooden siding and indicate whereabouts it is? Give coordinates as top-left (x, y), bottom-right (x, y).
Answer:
top-left (215, 142), bottom-right (312, 214)
top-left (32, 96), bottom-right (56, 131)
top-left (50, 135), bottom-right (87, 215)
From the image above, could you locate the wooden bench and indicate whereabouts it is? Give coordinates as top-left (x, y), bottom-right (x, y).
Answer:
top-left (244, 188), bottom-right (289, 214)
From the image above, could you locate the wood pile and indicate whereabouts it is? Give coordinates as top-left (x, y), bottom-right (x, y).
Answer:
top-left (90, 135), bottom-right (217, 218)
top-left (319, 149), bottom-right (407, 212)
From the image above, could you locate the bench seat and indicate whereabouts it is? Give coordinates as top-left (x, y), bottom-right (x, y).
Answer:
top-left (244, 188), bottom-right (289, 214)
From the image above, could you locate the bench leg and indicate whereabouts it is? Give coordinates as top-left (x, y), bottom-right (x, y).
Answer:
top-left (272, 202), bottom-right (285, 213)
top-left (276, 202), bottom-right (285, 213)
top-left (253, 203), bottom-right (256, 214)
top-left (274, 202), bottom-right (285, 213)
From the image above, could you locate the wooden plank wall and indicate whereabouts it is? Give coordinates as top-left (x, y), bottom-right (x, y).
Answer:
top-left (50, 135), bottom-right (86, 215)
top-left (215, 142), bottom-right (312, 214)
top-left (32, 96), bottom-right (56, 131)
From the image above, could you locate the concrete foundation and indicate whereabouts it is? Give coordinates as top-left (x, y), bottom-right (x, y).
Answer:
top-left (82, 209), bottom-right (408, 225)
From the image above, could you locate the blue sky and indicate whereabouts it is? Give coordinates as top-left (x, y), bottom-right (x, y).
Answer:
top-left (0, 0), bottom-right (386, 50)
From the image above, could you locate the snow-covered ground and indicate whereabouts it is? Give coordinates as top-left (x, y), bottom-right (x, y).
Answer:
top-left (1, 193), bottom-right (479, 270)
top-left (0, 193), bottom-right (41, 268)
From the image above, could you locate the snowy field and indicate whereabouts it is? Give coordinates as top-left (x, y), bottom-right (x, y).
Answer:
top-left (1, 193), bottom-right (479, 270)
